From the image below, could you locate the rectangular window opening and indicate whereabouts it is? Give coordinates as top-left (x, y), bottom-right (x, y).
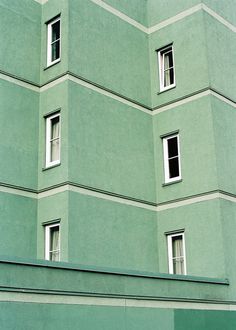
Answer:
top-left (163, 133), bottom-right (181, 183)
top-left (45, 223), bottom-right (60, 261)
top-left (45, 112), bottom-right (61, 168)
top-left (47, 16), bottom-right (61, 67)
top-left (167, 232), bottom-right (186, 275)
top-left (158, 45), bottom-right (175, 92)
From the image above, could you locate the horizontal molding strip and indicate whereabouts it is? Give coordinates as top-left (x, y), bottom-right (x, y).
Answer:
top-left (0, 290), bottom-right (235, 311)
top-left (33, 0), bottom-right (235, 33)
top-left (1, 69), bottom-right (235, 116)
top-left (1, 182), bottom-right (236, 211)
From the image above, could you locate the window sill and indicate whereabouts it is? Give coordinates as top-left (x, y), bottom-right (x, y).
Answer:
top-left (44, 60), bottom-right (61, 71)
top-left (42, 162), bottom-right (61, 171)
top-left (158, 85), bottom-right (176, 95)
top-left (162, 179), bottom-right (182, 187)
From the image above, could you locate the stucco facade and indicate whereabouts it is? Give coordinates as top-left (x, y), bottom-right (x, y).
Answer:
top-left (0, 0), bottom-right (236, 328)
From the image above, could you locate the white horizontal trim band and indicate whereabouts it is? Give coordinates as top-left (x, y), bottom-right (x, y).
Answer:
top-left (0, 73), bottom-right (39, 92)
top-left (1, 291), bottom-right (236, 311)
top-left (1, 184), bottom-right (236, 212)
top-left (33, 0), bottom-right (236, 33)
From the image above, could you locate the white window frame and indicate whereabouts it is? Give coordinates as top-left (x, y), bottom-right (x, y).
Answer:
top-left (158, 45), bottom-right (175, 92)
top-left (45, 222), bottom-right (60, 261)
top-left (47, 16), bottom-right (61, 67)
top-left (163, 133), bottom-right (181, 184)
top-left (167, 232), bottom-right (186, 275)
top-left (45, 112), bottom-right (61, 168)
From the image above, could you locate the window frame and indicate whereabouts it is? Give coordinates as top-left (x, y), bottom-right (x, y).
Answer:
top-left (45, 222), bottom-right (60, 261)
top-left (47, 16), bottom-right (61, 67)
top-left (167, 232), bottom-right (186, 275)
top-left (162, 133), bottom-right (181, 184)
top-left (158, 45), bottom-right (176, 92)
top-left (45, 112), bottom-right (61, 168)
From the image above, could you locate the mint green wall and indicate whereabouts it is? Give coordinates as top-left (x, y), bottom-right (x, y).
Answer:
top-left (147, 0), bottom-right (200, 26)
top-left (0, 80), bottom-right (38, 189)
top-left (0, 193), bottom-right (37, 258)
top-left (68, 81), bottom-right (156, 202)
top-left (37, 191), bottom-right (68, 261)
top-left (40, 0), bottom-right (69, 85)
top-left (204, 13), bottom-right (236, 101)
top-left (149, 11), bottom-right (209, 108)
top-left (157, 199), bottom-right (226, 278)
top-left (68, 0), bottom-right (151, 106)
top-left (68, 191), bottom-right (157, 271)
top-left (38, 81), bottom-right (68, 190)
top-left (0, 0), bottom-right (41, 83)
top-left (153, 96), bottom-right (217, 203)
top-left (103, 0), bottom-right (148, 26)
top-left (203, 0), bottom-right (236, 25)
top-left (211, 97), bottom-right (236, 194)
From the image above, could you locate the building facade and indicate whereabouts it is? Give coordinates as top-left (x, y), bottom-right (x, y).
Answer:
top-left (0, 0), bottom-right (236, 328)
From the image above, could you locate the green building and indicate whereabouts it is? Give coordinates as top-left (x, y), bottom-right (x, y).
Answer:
top-left (0, 0), bottom-right (236, 328)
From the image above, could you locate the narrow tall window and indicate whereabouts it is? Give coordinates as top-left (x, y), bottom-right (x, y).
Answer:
top-left (167, 232), bottom-right (186, 275)
top-left (45, 223), bottom-right (60, 261)
top-left (47, 16), bottom-right (61, 66)
top-left (45, 112), bottom-right (61, 168)
top-left (163, 134), bottom-right (181, 183)
top-left (158, 45), bottom-right (175, 91)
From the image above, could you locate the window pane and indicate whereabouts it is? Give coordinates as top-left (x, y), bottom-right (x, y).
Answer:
top-left (172, 236), bottom-right (183, 258)
top-left (51, 116), bottom-right (60, 139)
top-left (173, 257), bottom-right (184, 274)
top-left (164, 50), bottom-right (173, 70)
top-left (168, 157), bottom-right (179, 178)
top-left (50, 226), bottom-right (59, 251)
top-left (167, 137), bottom-right (178, 158)
top-left (51, 21), bottom-right (60, 42)
top-left (50, 251), bottom-right (60, 261)
top-left (51, 40), bottom-right (60, 62)
top-left (50, 139), bottom-right (59, 162)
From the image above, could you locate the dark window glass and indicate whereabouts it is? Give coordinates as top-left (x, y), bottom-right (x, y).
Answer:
top-left (169, 157), bottom-right (179, 178)
top-left (168, 137), bottom-right (178, 158)
top-left (51, 41), bottom-right (60, 62)
top-left (52, 21), bottom-right (60, 42)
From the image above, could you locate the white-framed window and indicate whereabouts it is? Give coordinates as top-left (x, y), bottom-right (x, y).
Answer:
top-left (158, 45), bottom-right (175, 92)
top-left (167, 232), bottom-right (186, 275)
top-left (47, 16), bottom-right (61, 67)
top-left (163, 133), bottom-right (181, 183)
top-left (45, 112), bottom-right (61, 168)
top-left (45, 223), bottom-right (60, 261)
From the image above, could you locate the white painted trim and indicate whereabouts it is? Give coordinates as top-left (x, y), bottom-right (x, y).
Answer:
top-left (0, 186), bottom-right (37, 199)
top-left (68, 74), bottom-right (150, 114)
top-left (167, 232), bottom-right (187, 275)
top-left (0, 184), bottom-right (236, 211)
top-left (32, 1), bottom-right (236, 34)
top-left (47, 17), bottom-right (61, 67)
top-left (149, 4), bottom-right (202, 34)
top-left (45, 222), bottom-right (60, 261)
top-left (89, 0), bottom-right (148, 33)
top-left (45, 112), bottom-right (61, 168)
top-left (158, 45), bottom-right (176, 92)
top-left (153, 90), bottom-right (211, 115)
top-left (210, 91), bottom-right (236, 109)
top-left (202, 4), bottom-right (236, 33)
top-left (163, 134), bottom-right (181, 184)
top-left (0, 73), bottom-right (39, 92)
top-left (0, 291), bottom-right (236, 311)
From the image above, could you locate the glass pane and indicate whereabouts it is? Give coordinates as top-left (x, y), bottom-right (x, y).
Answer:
top-left (50, 251), bottom-right (59, 261)
top-left (168, 137), bottom-right (178, 158)
top-left (52, 21), bottom-right (60, 42)
top-left (164, 50), bottom-right (173, 70)
top-left (51, 116), bottom-right (60, 139)
top-left (51, 41), bottom-right (60, 62)
top-left (50, 226), bottom-right (59, 252)
top-left (50, 139), bottom-right (59, 162)
top-left (164, 68), bottom-right (174, 86)
top-left (173, 257), bottom-right (184, 274)
top-left (172, 236), bottom-right (183, 258)
top-left (169, 157), bottom-right (179, 178)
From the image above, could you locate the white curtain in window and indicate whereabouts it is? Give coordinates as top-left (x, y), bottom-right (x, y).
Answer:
top-left (50, 227), bottom-right (59, 261)
top-left (50, 118), bottom-right (60, 162)
top-left (172, 237), bottom-right (184, 274)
